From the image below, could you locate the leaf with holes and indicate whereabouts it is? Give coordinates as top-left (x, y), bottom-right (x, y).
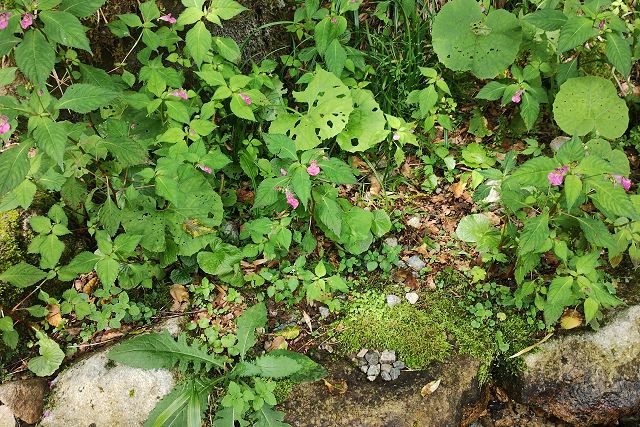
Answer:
top-left (553, 76), bottom-right (628, 139)
top-left (336, 89), bottom-right (388, 152)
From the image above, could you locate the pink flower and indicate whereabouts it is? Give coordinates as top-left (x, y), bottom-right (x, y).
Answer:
top-left (0, 12), bottom-right (10, 30)
top-left (598, 19), bottom-right (606, 30)
top-left (331, 17), bottom-right (337, 23)
top-left (21, 13), bottom-right (33, 30)
top-left (170, 89), bottom-right (188, 100)
top-left (0, 115), bottom-right (10, 135)
top-left (547, 166), bottom-right (569, 186)
top-left (613, 175), bottom-right (632, 191)
top-left (392, 133), bottom-right (400, 141)
top-left (158, 13), bottom-right (176, 24)
top-left (285, 189), bottom-right (299, 209)
top-left (239, 93), bottom-right (251, 106)
top-left (198, 164), bottom-right (212, 174)
top-left (280, 168), bottom-right (288, 176)
top-left (307, 160), bottom-right (320, 176)
top-left (511, 90), bottom-right (523, 104)
top-left (481, 4), bottom-right (486, 12)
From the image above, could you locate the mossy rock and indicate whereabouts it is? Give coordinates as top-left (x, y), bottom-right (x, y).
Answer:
top-left (0, 209), bottom-right (32, 308)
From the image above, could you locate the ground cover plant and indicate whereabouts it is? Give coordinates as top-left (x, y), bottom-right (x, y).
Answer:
top-left (0, 0), bottom-right (639, 425)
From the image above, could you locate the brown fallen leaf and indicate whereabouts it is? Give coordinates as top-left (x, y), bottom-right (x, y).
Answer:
top-left (421, 379), bottom-right (441, 398)
top-left (46, 304), bottom-right (62, 327)
top-left (560, 309), bottom-right (582, 330)
top-left (302, 310), bottom-right (313, 332)
top-left (450, 181), bottom-right (467, 199)
top-left (265, 335), bottom-right (288, 352)
top-left (170, 284), bottom-right (189, 312)
top-left (369, 174), bottom-right (381, 195)
top-left (323, 378), bottom-right (348, 394)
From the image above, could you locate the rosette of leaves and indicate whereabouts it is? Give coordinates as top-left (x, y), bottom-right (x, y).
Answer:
top-left (432, 0), bottom-right (522, 79)
top-left (553, 76), bottom-right (629, 139)
top-left (108, 303), bottom-right (325, 427)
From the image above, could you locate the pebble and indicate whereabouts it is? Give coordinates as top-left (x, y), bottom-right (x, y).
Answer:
top-left (365, 350), bottom-right (380, 365)
top-left (367, 364), bottom-right (381, 377)
top-left (386, 294), bottom-right (401, 308)
top-left (381, 371), bottom-right (392, 381)
top-left (380, 349), bottom-right (396, 364)
top-left (360, 365), bottom-right (369, 374)
top-left (390, 368), bottom-right (401, 380)
top-left (406, 216), bottom-right (422, 228)
top-left (381, 364), bottom-right (392, 373)
top-left (405, 292), bottom-right (419, 305)
top-left (384, 237), bottom-right (398, 248)
top-left (318, 306), bottom-right (330, 318)
top-left (397, 260), bottom-right (407, 269)
top-left (393, 360), bottom-right (405, 369)
top-left (406, 255), bottom-right (426, 271)
top-left (367, 376), bottom-right (377, 382)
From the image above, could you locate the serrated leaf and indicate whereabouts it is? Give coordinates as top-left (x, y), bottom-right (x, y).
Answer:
top-left (564, 174), bottom-right (582, 211)
top-left (197, 244), bottom-right (242, 276)
top-left (583, 297), bottom-right (598, 324)
top-left (186, 21), bottom-right (211, 67)
top-left (0, 142), bottom-right (32, 197)
top-left (325, 38), bottom-right (346, 77)
top-left (520, 92), bottom-right (540, 130)
top-left (268, 349), bottom-right (326, 382)
top-left (236, 303), bottom-right (267, 359)
top-left (58, 251), bottom-right (101, 281)
top-left (15, 30), bottom-right (55, 86)
top-left (108, 331), bottom-right (226, 371)
top-left (502, 156), bottom-right (558, 190)
top-left (557, 15), bottom-right (598, 53)
top-left (317, 158), bottom-right (357, 184)
top-left (577, 216), bottom-right (615, 249)
top-left (0, 67), bottom-right (17, 86)
top-left (213, 37), bottom-right (240, 64)
top-left (605, 32), bottom-right (632, 78)
top-left (59, 0), bottom-right (107, 17)
top-left (96, 257), bottom-right (119, 287)
top-left (476, 81), bottom-right (507, 101)
top-left (313, 189), bottom-right (343, 236)
top-left (33, 118), bottom-right (67, 169)
top-left (371, 210), bottom-right (392, 237)
top-left (28, 332), bottom-right (64, 376)
top-left (252, 406), bottom-right (290, 427)
top-left (238, 354), bottom-right (301, 378)
top-left (543, 276), bottom-right (575, 325)
top-left (210, 0), bottom-right (248, 20)
top-left (264, 134), bottom-right (298, 160)
top-left (40, 11), bottom-right (91, 52)
top-left (56, 84), bottom-right (120, 113)
top-left (0, 263), bottom-right (46, 288)
top-left (523, 10), bottom-right (568, 31)
top-left (254, 176), bottom-right (290, 209)
top-left (290, 165), bottom-right (311, 208)
top-left (518, 212), bottom-right (549, 256)
top-left (40, 234), bottom-right (65, 269)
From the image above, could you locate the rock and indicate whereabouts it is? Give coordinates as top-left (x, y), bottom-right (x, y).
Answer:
top-left (406, 216), bottom-right (422, 228)
top-left (386, 294), bottom-right (401, 308)
top-left (381, 364), bottom-right (392, 373)
top-left (364, 350), bottom-right (380, 365)
top-left (366, 364), bottom-right (380, 377)
top-left (380, 349), bottom-right (396, 364)
top-left (384, 237), bottom-right (398, 248)
top-left (318, 306), bottom-right (330, 318)
top-left (0, 378), bottom-right (47, 424)
top-left (511, 305), bottom-right (640, 425)
top-left (356, 348), bottom-right (368, 359)
top-left (282, 354), bottom-right (488, 427)
top-left (360, 365), bottom-right (368, 374)
top-left (0, 405), bottom-right (15, 427)
top-left (405, 292), bottom-right (419, 305)
top-left (393, 360), bottom-right (406, 369)
top-left (406, 255), bottom-right (426, 271)
top-left (381, 371), bottom-right (392, 381)
top-left (390, 368), bottom-right (401, 381)
top-left (366, 376), bottom-right (377, 382)
top-left (40, 348), bottom-right (176, 427)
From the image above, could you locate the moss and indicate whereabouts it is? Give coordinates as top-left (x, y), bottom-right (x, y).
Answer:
top-left (273, 379), bottom-right (296, 404)
top-left (0, 209), bottom-right (29, 308)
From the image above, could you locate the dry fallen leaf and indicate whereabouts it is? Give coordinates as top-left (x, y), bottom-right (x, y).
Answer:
top-left (170, 284), bottom-right (189, 312)
top-left (369, 174), bottom-right (381, 195)
top-left (46, 304), bottom-right (62, 327)
top-left (266, 335), bottom-right (288, 352)
top-left (560, 309), bottom-right (582, 330)
top-left (450, 181), bottom-right (467, 199)
top-left (302, 310), bottom-right (313, 332)
top-left (509, 333), bottom-right (554, 359)
top-left (421, 379), bottom-right (441, 398)
top-left (323, 378), bottom-right (348, 395)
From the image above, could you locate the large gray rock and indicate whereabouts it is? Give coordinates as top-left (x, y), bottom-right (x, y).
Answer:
top-left (513, 305), bottom-right (640, 426)
top-left (0, 405), bottom-right (16, 427)
top-left (0, 378), bottom-right (47, 424)
top-left (41, 349), bottom-right (175, 427)
top-left (282, 355), bottom-right (487, 427)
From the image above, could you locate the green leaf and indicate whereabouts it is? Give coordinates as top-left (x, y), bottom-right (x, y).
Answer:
top-left (586, 281), bottom-right (622, 309)
top-left (252, 406), bottom-right (290, 427)
top-left (254, 176), bottom-right (290, 209)
top-left (519, 92), bottom-right (540, 130)
top-left (0, 67), bottom-right (17, 86)
top-left (317, 158), bottom-right (357, 184)
top-left (56, 84), bottom-right (120, 113)
top-left (230, 93), bottom-right (255, 121)
top-left (238, 354), bottom-right (301, 378)
top-left (502, 156), bottom-right (558, 190)
top-left (0, 32), bottom-right (20, 56)
top-left (14, 30), bottom-right (55, 86)
top-left (523, 10), bottom-right (568, 31)
top-left (33, 118), bottom-right (67, 169)
top-left (564, 175), bottom-right (582, 211)
top-left (186, 21), bottom-right (211, 67)
top-left (213, 37), bottom-right (241, 64)
top-left (313, 189), bottom-right (343, 237)
top-left (336, 89), bottom-right (388, 153)
top-left (28, 332), bottom-right (64, 376)
top-left (432, 0), bottom-right (522, 78)
top-left (325, 38), bottom-right (347, 77)
top-left (268, 349), bottom-right (327, 383)
top-left (0, 142), bottom-right (32, 197)
top-left (476, 81), bottom-right (507, 101)
top-left (456, 214), bottom-right (492, 243)
top-left (0, 263), bottom-right (46, 288)
top-left (314, 16), bottom-right (347, 55)
top-left (556, 58), bottom-right (579, 86)
top-left (577, 216), bottom-right (615, 249)
top-left (58, 251), bottom-right (101, 281)
top-left (166, 101), bottom-right (192, 123)
top-left (145, 379), bottom-right (211, 427)
top-left (290, 165), bottom-right (311, 208)
top-left (40, 11), bottom-right (92, 52)
top-left (178, 7), bottom-right (205, 26)
top-left (544, 276), bottom-right (575, 325)
top-left (371, 211), bottom-right (392, 238)
top-left (264, 134), bottom-right (298, 160)
top-left (0, 180), bottom-right (37, 211)
top-left (96, 257), bottom-right (119, 287)
top-left (518, 212), bottom-right (549, 256)
top-left (59, 0), bottom-right (107, 17)
top-left (40, 234), bottom-right (65, 269)
top-left (197, 244), bottom-right (243, 276)
top-left (605, 32), bottom-right (632, 78)
top-left (583, 297), bottom-right (598, 324)
top-left (210, 0), bottom-right (248, 20)
top-left (235, 303), bottom-right (267, 359)
top-left (558, 15), bottom-right (598, 53)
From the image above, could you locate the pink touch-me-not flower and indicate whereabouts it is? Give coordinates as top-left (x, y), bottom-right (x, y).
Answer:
top-left (198, 164), bottom-right (212, 174)
top-left (0, 12), bottom-right (10, 30)
top-left (511, 89), bottom-right (524, 104)
top-left (158, 13), bottom-right (177, 24)
top-left (239, 93), bottom-right (252, 106)
top-left (21, 13), bottom-right (33, 30)
top-left (613, 175), bottom-right (632, 191)
top-left (0, 115), bottom-right (10, 135)
top-left (547, 165), bottom-right (569, 186)
top-left (392, 132), bottom-right (401, 141)
top-left (280, 168), bottom-right (288, 176)
top-left (307, 160), bottom-right (320, 176)
top-left (285, 189), bottom-right (299, 209)
top-left (170, 89), bottom-right (188, 100)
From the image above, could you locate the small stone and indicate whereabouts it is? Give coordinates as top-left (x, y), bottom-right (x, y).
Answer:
top-left (357, 358), bottom-right (367, 367)
top-left (393, 360), bottom-right (406, 369)
top-left (381, 371), bottom-right (392, 381)
top-left (381, 364), bottom-right (392, 373)
top-left (356, 348), bottom-right (368, 359)
top-left (390, 367), bottom-right (401, 380)
top-left (367, 375), bottom-right (377, 382)
top-left (380, 349), bottom-right (396, 364)
top-left (360, 365), bottom-right (369, 374)
top-left (318, 306), bottom-right (330, 318)
top-left (406, 255), bottom-right (426, 271)
top-left (397, 260), bottom-right (407, 269)
top-left (0, 406), bottom-right (16, 427)
top-left (405, 292), bottom-right (419, 305)
top-left (367, 364), bottom-right (381, 377)
top-left (386, 294), bottom-right (401, 308)
top-left (406, 215), bottom-right (422, 228)
top-left (384, 237), bottom-right (398, 248)
top-left (365, 350), bottom-right (380, 365)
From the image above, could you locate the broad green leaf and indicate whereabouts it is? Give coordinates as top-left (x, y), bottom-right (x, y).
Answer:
top-left (108, 331), bottom-right (226, 371)
top-left (178, 7), bottom-right (205, 26)
top-left (28, 332), bottom-right (65, 376)
top-left (371, 211), bottom-right (392, 238)
top-left (197, 244), bottom-right (242, 276)
top-left (40, 234), bottom-right (65, 269)
top-left (557, 15), bottom-right (598, 52)
top-left (476, 81), bottom-right (507, 101)
top-left (555, 58), bottom-right (579, 86)
top-left (605, 32), bottom-right (632, 78)
top-left (235, 303), bottom-right (267, 359)
top-left (564, 174), bottom-right (582, 211)
top-left (314, 16), bottom-right (347, 55)
top-left (213, 37), bottom-right (240, 64)
top-left (145, 379), bottom-right (211, 427)
top-left (0, 142), bottom-right (32, 197)
top-left (520, 92), bottom-right (539, 130)
top-left (317, 158), bottom-right (357, 184)
top-left (253, 406), bottom-right (289, 427)
top-left (230, 93), bottom-right (255, 121)
top-left (270, 69), bottom-right (353, 150)
top-left (583, 297), bottom-right (598, 324)
top-left (238, 354), bottom-right (302, 378)
top-left (432, 0), bottom-right (522, 78)
top-left (577, 216), bottom-right (615, 249)
top-left (186, 21), bottom-right (211, 67)
top-left (0, 180), bottom-right (37, 211)
top-left (58, 251), bottom-right (101, 281)
top-left (254, 176), bottom-right (290, 209)
top-left (544, 276), bottom-right (575, 325)
top-left (59, 0), bottom-right (107, 17)
top-left (502, 157), bottom-right (558, 190)
top-left (268, 349), bottom-right (327, 382)
top-left (182, 0), bottom-right (206, 8)
top-left (290, 165), bottom-right (311, 208)
top-left (313, 189), bottom-right (343, 236)
top-left (40, 11), bottom-right (91, 52)
top-left (33, 118), bottom-right (67, 169)
top-left (325, 38), bottom-right (347, 77)
top-left (523, 10), bottom-right (568, 31)
top-left (96, 257), bottom-right (119, 287)
top-left (14, 30), bottom-right (55, 86)
top-left (264, 134), bottom-right (298, 160)
top-left (0, 32), bottom-right (20, 56)
top-left (210, 0), bottom-right (248, 20)
top-left (586, 281), bottom-right (622, 308)
top-left (0, 67), bottom-right (16, 86)
top-left (518, 212), bottom-right (549, 255)
top-left (456, 214), bottom-right (492, 243)
top-left (56, 84), bottom-right (120, 113)
top-left (0, 263), bottom-right (46, 288)
top-left (336, 89), bottom-right (388, 152)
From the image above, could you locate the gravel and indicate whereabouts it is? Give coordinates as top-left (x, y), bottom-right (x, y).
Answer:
top-left (386, 294), bottom-right (401, 307)
top-left (405, 292), bottom-right (419, 305)
top-left (355, 349), bottom-right (405, 382)
top-left (406, 255), bottom-right (426, 271)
